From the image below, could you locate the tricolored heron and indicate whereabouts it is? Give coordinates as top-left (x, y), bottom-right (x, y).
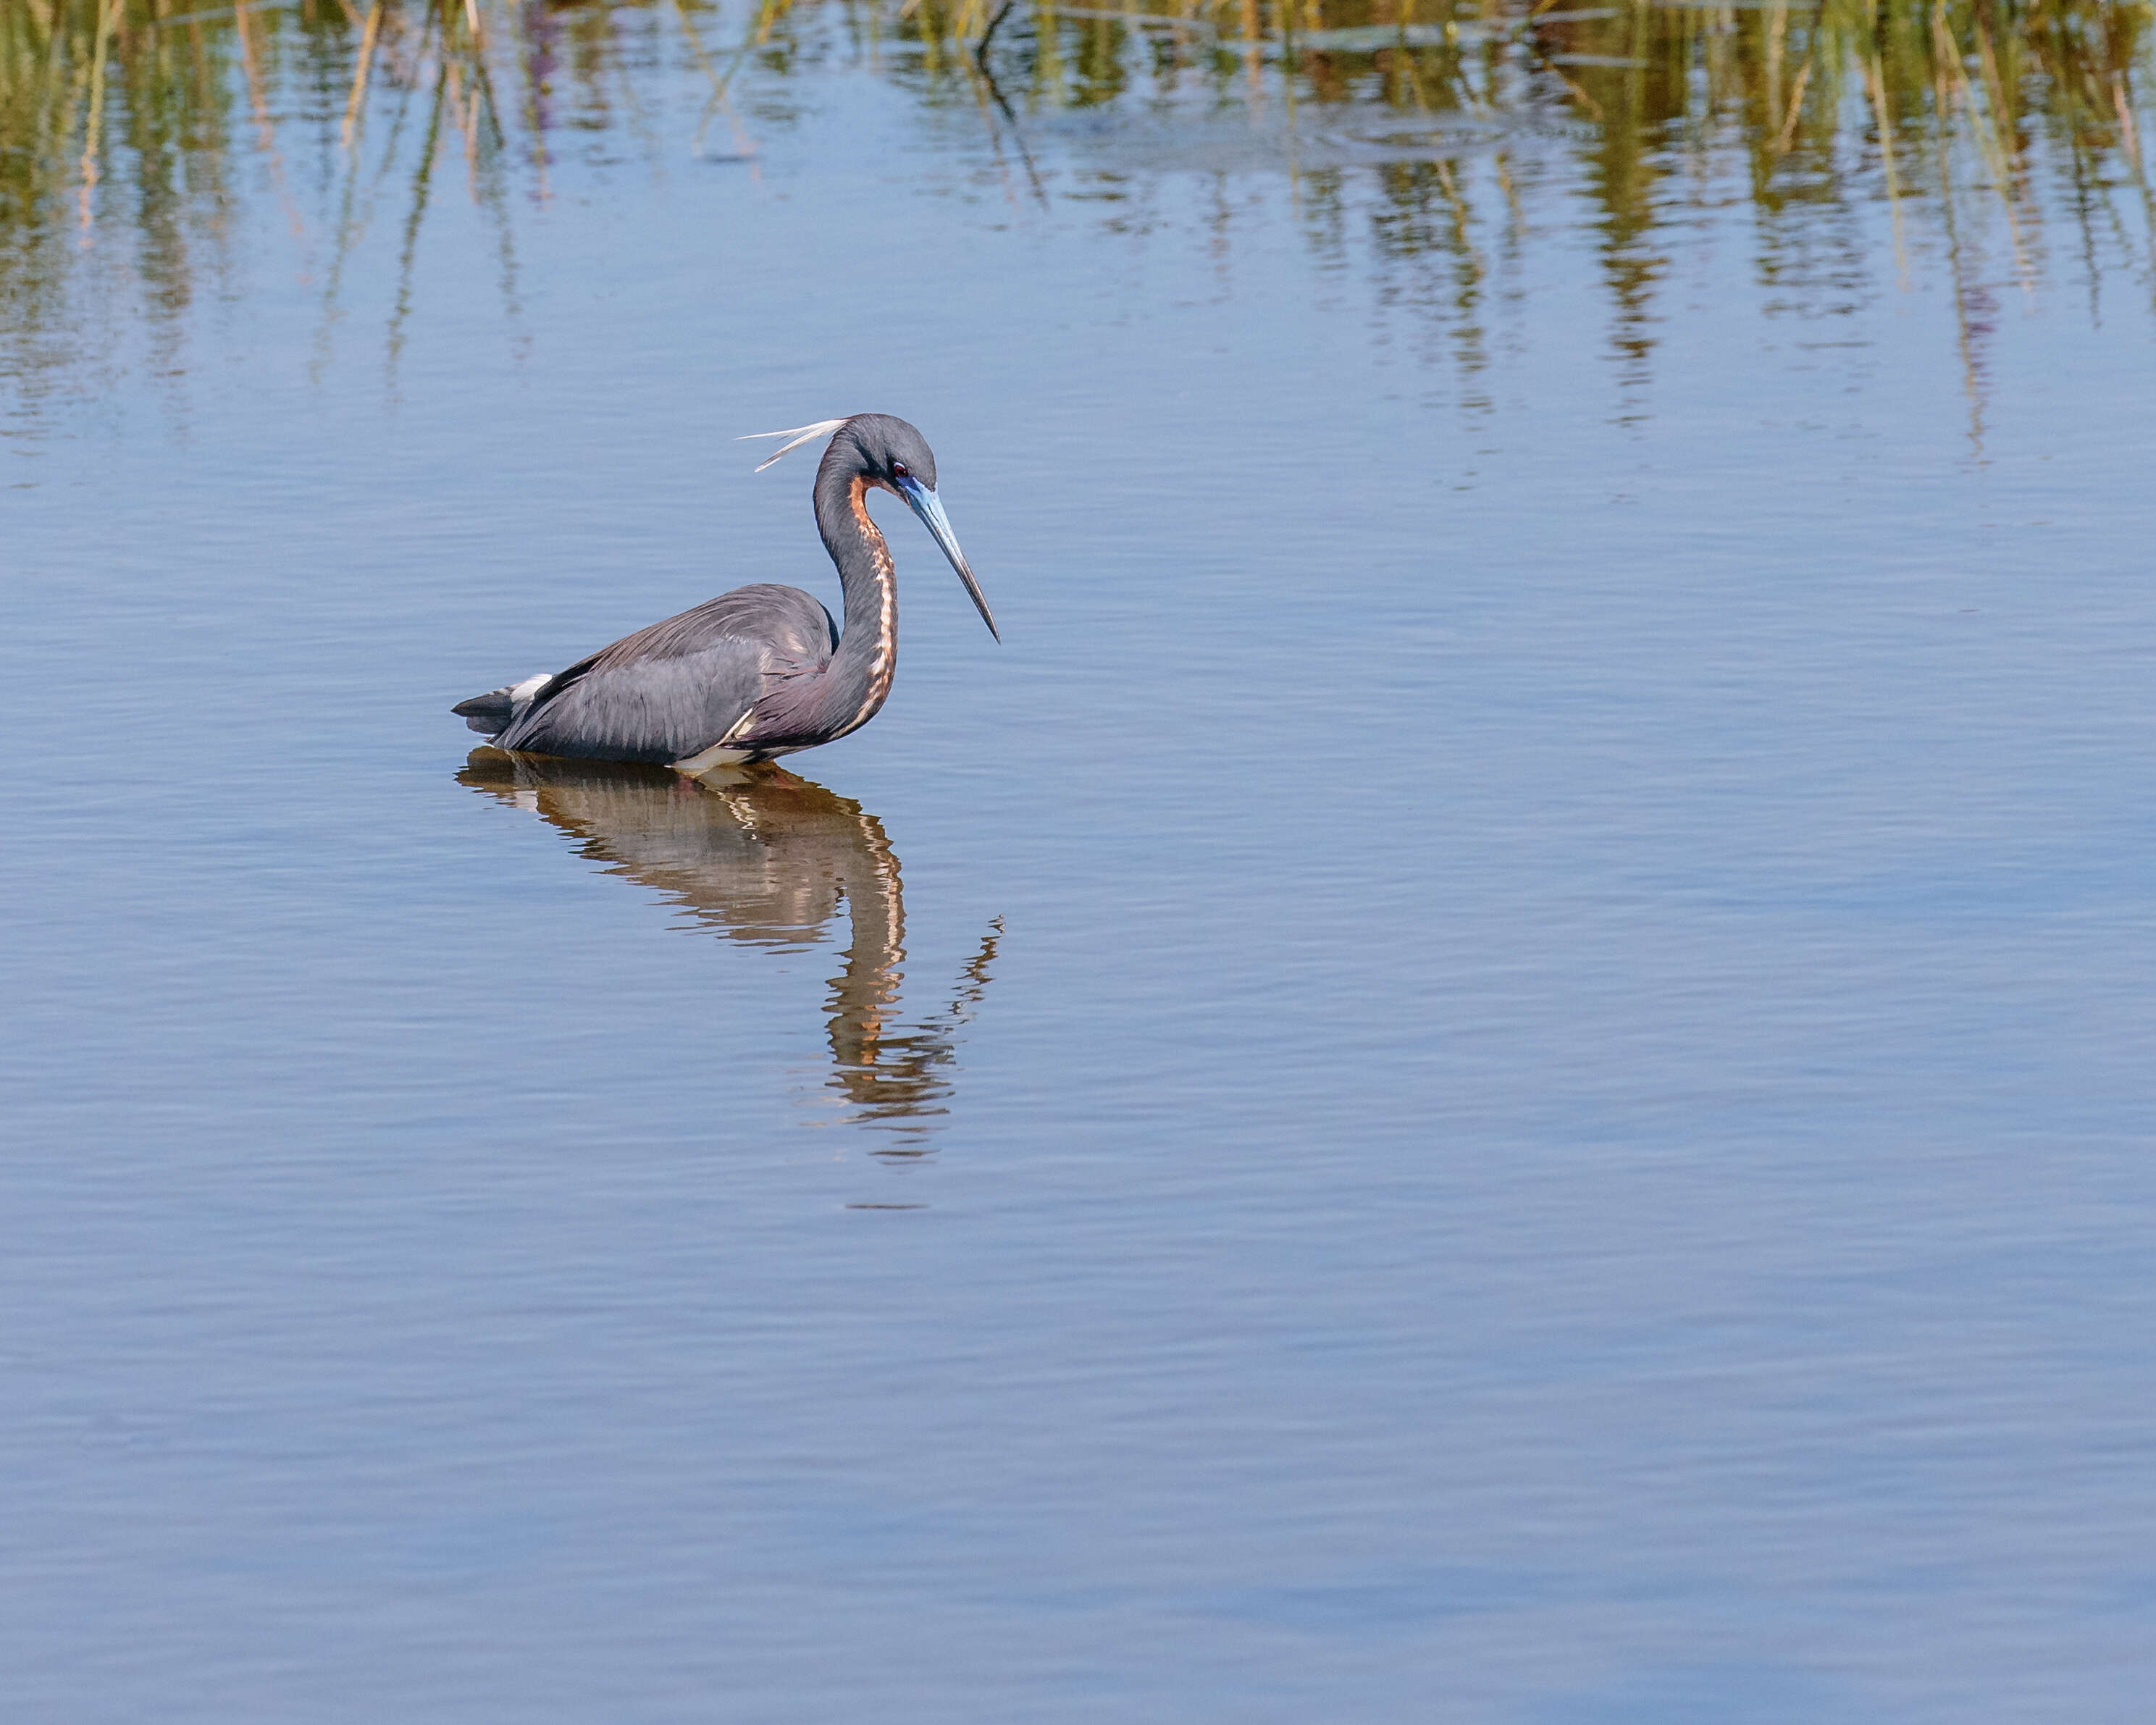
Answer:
top-left (452, 414), bottom-right (996, 769)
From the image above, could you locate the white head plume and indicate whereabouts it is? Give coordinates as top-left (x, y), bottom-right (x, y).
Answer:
top-left (737, 416), bottom-right (852, 474)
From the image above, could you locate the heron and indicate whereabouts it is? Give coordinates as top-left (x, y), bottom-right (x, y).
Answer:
top-left (452, 413), bottom-right (997, 771)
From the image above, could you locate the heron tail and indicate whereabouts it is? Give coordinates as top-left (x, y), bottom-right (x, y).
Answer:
top-left (453, 673), bottom-right (553, 736)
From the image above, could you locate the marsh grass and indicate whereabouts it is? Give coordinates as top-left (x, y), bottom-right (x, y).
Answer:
top-left (2, 0), bottom-right (2152, 399)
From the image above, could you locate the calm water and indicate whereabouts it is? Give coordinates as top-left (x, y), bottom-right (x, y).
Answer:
top-left (4, 4), bottom-right (2155, 1719)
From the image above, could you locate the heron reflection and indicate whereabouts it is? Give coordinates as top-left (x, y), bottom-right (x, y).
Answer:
top-left (458, 750), bottom-right (998, 1151)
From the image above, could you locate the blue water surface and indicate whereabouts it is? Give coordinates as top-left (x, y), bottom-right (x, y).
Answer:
top-left (3, 8), bottom-right (2153, 1721)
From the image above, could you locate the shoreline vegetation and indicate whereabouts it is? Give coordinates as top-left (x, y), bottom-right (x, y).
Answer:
top-left (3, 0), bottom-right (2152, 403)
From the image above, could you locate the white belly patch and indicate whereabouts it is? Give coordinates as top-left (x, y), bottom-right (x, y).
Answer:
top-left (671, 740), bottom-right (755, 775)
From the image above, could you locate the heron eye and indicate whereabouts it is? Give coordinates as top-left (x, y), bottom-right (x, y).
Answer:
top-left (890, 461), bottom-right (910, 480)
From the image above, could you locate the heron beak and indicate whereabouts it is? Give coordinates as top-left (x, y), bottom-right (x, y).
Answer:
top-left (894, 475), bottom-right (999, 643)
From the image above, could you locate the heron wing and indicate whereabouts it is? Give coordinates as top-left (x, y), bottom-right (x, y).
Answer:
top-left (494, 584), bottom-right (836, 765)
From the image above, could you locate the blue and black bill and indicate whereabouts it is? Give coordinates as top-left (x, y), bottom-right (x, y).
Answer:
top-left (894, 474), bottom-right (999, 643)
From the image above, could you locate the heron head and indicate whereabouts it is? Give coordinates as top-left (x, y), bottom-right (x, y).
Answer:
top-left (741, 412), bottom-right (999, 645)
top-left (846, 414), bottom-right (939, 495)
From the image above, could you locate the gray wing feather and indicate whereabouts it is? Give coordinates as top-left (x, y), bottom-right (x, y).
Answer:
top-left (491, 584), bottom-right (836, 765)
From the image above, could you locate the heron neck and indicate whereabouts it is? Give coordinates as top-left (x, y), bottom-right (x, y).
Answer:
top-left (814, 465), bottom-right (900, 673)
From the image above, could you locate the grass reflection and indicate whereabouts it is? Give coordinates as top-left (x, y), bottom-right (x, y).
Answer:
top-left (2, 0), bottom-right (2152, 400)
